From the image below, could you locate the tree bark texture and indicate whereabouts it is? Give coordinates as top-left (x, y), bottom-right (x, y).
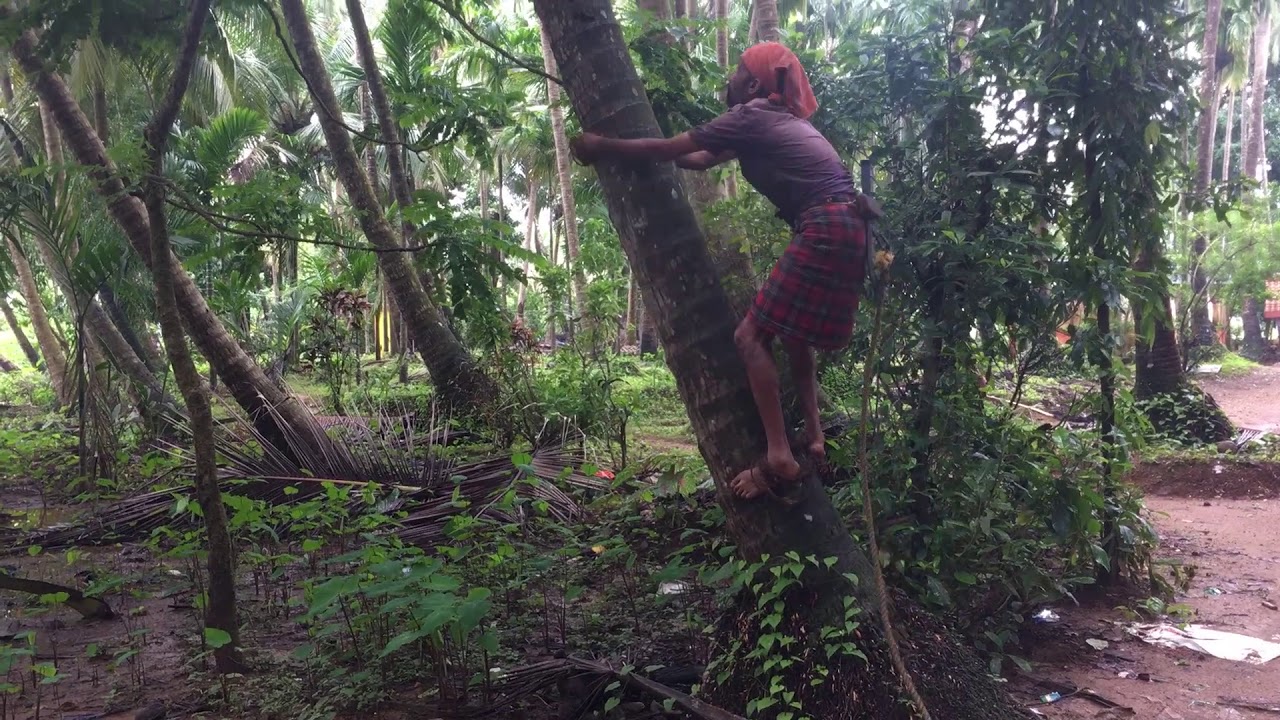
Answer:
top-left (281, 0), bottom-right (499, 417)
top-left (534, 3), bottom-right (1028, 717)
top-left (141, 0), bottom-right (242, 673)
top-left (0, 297), bottom-right (40, 368)
top-left (1190, 0), bottom-right (1223, 346)
top-left (1241, 296), bottom-right (1267, 359)
top-left (9, 29), bottom-right (334, 459)
top-left (755, 0), bottom-right (780, 42)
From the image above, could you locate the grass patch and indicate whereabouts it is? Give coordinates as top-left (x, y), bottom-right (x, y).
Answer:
top-left (1218, 352), bottom-right (1260, 378)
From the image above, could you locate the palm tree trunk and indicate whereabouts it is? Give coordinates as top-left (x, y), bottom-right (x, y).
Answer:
top-left (37, 99), bottom-right (65, 196)
top-left (10, 30), bottom-right (334, 459)
top-left (517, 176), bottom-right (537, 324)
top-left (715, 0), bottom-right (739, 198)
top-left (1190, 0), bottom-right (1224, 347)
top-left (1222, 90), bottom-right (1235, 181)
top-left (534, 4), bottom-right (1030, 716)
top-left (5, 237), bottom-right (70, 404)
top-left (1244, 5), bottom-right (1270, 182)
top-left (539, 25), bottom-right (589, 332)
top-left (755, 0), bottom-right (780, 42)
top-left (141, 0), bottom-right (242, 673)
top-left (1242, 296), bottom-right (1267, 358)
top-left (288, 0), bottom-right (498, 415)
top-left (0, 297), bottom-right (40, 368)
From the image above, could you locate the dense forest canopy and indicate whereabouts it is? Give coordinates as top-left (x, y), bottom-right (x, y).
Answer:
top-left (0, 0), bottom-right (1274, 718)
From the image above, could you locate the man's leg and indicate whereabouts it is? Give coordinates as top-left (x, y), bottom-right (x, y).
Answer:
top-left (730, 313), bottom-right (800, 499)
top-left (783, 339), bottom-right (824, 458)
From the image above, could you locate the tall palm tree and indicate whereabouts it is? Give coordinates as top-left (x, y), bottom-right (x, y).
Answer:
top-left (1190, 0), bottom-right (1224, 346)
top-left (538, 24), bottom-right (588, 332)
top-left (278, 0), bottom-right (500, 417)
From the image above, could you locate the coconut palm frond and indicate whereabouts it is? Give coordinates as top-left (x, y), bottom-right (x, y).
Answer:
top-left (9, 397), bottom-right (605, 554)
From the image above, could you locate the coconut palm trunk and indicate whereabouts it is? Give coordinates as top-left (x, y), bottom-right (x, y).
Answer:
top-left (5, 238), bottom-right (71, 403)
top-left (1244, 4), bottom-right (1270, 182)
top-left (539, 25), bottom-right (589, 333)
top-left (0, 296), bottom-right (40, 368)
top-left (140, 0), bottom-right (242, 673)
top-left (534, 3), bottom-right (1031, 715)
top-left (1222, 90), bottom-right (1235, 181)
top-left (1190, 0), bottom-right (1224, 347)
top-left (282, 0), bottom-right (498, 416)
top-left (9, 30), bottom-right (334, 460)
top-left (755, 0), bottom-right (780, 41)
top-left (1242, 296), bottom-right (1267, 358)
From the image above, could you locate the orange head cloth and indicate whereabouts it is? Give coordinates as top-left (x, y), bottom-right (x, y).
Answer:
top-left (740, 42), bottom-right (818, 119)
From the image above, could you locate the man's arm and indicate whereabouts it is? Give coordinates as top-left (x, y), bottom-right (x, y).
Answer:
top-left (676, 149), bottom-right (737, 170)
top-left (573, 132), bottom-right (702, 164)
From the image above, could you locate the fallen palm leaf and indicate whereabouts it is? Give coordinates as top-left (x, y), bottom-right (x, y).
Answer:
top-left (8, 399), bottom-right (605, 553)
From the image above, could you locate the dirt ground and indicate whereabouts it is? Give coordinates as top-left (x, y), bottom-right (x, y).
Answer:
top-left (1197, 364), bottom-right (1280, 433)
top-left (1018, 366), bottom-right (1280, 720)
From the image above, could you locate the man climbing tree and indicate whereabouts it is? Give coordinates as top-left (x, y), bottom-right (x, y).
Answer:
top-left (573, 42), bottom-right (879, 499)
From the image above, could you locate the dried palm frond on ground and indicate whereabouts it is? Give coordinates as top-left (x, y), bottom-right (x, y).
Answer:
top-left (5, 400), bottom-right (606, 553)
top-left (441, 655), bottom-right (736, 720)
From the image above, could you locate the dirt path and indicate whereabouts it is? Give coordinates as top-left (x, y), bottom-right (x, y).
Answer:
top-left (1199, 364), bottom-right (1280, 433)
top-left (1023, 366), bottom-right (1280, 719)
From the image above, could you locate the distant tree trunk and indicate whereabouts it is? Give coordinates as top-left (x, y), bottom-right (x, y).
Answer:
top-left (140, 0), bottom-right (243, 674)
top-left (516, 178), bottom-right (538, 324)
top-left (1222, 90), bottom-right (1235, 181)
top-left (0, 297), bottom-right (40, 368)
top-left (37, 99), bottom-right (65, 196)
top-left (715, 0), bottom-right (739, 198)
top-left (755, 0), bottom-right (780, 41)
top-left (539, 25), bottom-right (589, 333)
top-left (1244, 5), bottom-right (1271, 182)
top-left (5, 238), bottom-right (69, 403)
top-left (535, 4), bottom-right (1030, 716)
top-left (287, 0), bottom-right (498, 415)
top-left (623, 270), bottom-right (637, 346)
top-left (1242, 296), bottom-right (1267, 358)
top-left (1132, 246), bottom-right (1233, 441)
top-left (99, 285), bottom-right (160, 375)
top-left (1190, 0), bottom-right (1223, 347)
top-left (11, 30), bottom-right (335, 459)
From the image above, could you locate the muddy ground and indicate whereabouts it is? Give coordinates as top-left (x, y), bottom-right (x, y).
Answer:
top-left (1, 365), bottom-right (1278, 719)
top-left (1019, 366), bottom-right (1280, 720)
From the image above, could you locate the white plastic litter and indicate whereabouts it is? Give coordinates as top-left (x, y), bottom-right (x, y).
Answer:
top-left (1131, 623), bottom-right (1280, 664)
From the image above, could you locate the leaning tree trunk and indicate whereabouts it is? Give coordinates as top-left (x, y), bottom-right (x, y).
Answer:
top-left (539, 25), bottom-right (589, 333)
top-left (284, 0), bottom-right (498, 417)
top-left (1190, 0), bottom-right (1223, 347)
top-left (0, 296), bottom-right (40, 368)
top-left (9, 31), bottom-right (334, 460)
top-left (141, 0), bottom-right (243, 673)
top-left (1244, 6), bottom-right (1271, 183)
top-left (534, 3), bottom-right (1029, 717)
top-left (5, 237), bottom-right (70, 404)
top-left (1241, 296), bottom-right (1267, 359)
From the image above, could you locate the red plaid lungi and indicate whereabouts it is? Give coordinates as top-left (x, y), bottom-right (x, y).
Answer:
top-left (750, 202), bottom-right (867, 350)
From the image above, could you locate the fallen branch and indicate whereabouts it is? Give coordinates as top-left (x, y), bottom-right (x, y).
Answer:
top-left (0, 574), bottom-right (113, 619)
top-left (1219, 698), bottom-right (1280, 715)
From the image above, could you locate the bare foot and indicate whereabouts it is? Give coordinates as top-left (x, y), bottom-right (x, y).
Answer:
top-left (730, 452), bottom-right (801, 500)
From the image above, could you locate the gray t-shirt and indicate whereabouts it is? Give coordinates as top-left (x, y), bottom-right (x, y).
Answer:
top-left (689, 98), bottom-right (855, 224)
